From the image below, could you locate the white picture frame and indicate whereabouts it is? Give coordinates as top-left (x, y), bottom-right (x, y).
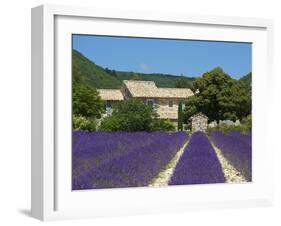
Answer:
top-left (31, 4), bottom-right (274, 221)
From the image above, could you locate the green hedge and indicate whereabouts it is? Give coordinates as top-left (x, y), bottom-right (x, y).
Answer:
top-left (150, 119), bottom-right (176, 132)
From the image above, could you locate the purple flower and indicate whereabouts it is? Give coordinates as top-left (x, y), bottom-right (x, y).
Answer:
top-left (169, 132), bottom-right (225, 185)
top-left (210, 131), bottom-right (252, 181)
top-left (72, 131), bottom-right (189, 190)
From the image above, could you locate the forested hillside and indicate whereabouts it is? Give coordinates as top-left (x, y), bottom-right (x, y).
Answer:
top-left (72, 50), bottom-right (195, 88)
top-left (239, 72), bottom-right (252, 95)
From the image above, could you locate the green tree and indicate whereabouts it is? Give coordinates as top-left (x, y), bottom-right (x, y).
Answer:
top-left (175, 76), bottom-right (192, 89)
top-left (177, 101), bottom-right (183, 131)
top-left (131, 73), bottom-right (141, 80)
top-left (73, 84), bottom-right (104, 118)
top-left (72, 59), bottom-right (82, 85)
top-left (100, 98), bottom-right (162, 132)
top-left (240, 72), bottom-right (252, 95)
top-left (184, 67), bottom-right (251, 122)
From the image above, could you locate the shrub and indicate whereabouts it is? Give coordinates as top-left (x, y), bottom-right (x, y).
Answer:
top-left (99, 116), bottom-right (123, 132)
top-left (99, 98), bottom-right (177, 132)
top-left (206, 124), bottom-right (243, 134)
top-left (73, 115), bottom-right (97, 132)
top-left (241, 114), bottom-right (252, 132)
top-left (99, 98), bottom-right (157, 132)
top-left (206, 116), bottom-right (252, 135)
top-left (150, 119), bottom-right (176, 132)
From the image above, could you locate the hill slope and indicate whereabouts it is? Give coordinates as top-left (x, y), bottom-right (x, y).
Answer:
top-left (72, 50), bottom-right (195, 88)
top-left (73, 50), bottom-right (122, 89)
top-left (240, 72), bottom-right (252, 94)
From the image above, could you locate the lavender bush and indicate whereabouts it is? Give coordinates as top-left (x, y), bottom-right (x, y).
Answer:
top-left (73, 131), bottom-right (188, 190)
top-left (169, 131), bottom-right (225, 185)
top-left (228, 131), bottom-right (252, 148)
top-left (210, 131), bottom-right (252, 181)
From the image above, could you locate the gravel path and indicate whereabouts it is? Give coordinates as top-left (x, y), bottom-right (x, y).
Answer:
top-left (209, 139), bottom-right (247, 183)
top-left (149, 140), bottom-right (189, 187)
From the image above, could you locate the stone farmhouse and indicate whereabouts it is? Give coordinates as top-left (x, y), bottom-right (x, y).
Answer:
top-left (98, 80), bottom-right (194, 122)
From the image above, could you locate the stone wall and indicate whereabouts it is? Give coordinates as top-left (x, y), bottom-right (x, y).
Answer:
top-left (156, 98), bottom-right (179, 120)
top-left (191, 114), bottom-right (208, 132)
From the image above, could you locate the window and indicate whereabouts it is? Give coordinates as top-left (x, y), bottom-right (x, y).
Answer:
top-left (168, 100), bottom-right (173, 107)
top-left (106, 101), bottom-right (112, 109)
top-left (147, 99), bottom-right (154, 107)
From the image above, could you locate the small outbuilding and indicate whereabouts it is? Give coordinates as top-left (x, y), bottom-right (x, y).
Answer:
top-left (190, 113), bottom-right (208, 132)
top-left (97, 89), bottom-right (124, 116)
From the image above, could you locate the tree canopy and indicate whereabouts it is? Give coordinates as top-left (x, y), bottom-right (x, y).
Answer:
top-left (175, 76), bottom-right (192, 89)
top-left (184, 67), bottom-right (251, 122)
top-left (73, 84), bottom-right (104, 118)
top-left (99, 98), bottom-right (175, 132)
top-left (100, 98), bottom-right (157, 132)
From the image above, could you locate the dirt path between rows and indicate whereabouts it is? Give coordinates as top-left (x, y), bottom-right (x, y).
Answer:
top-left (209, 139), bottom-right (247, 183)
top-left (149, 140), bottom-right (189, 187)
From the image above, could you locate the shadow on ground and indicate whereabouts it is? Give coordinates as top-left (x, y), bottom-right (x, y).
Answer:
top-left (18, 209), bottom-right (31, 217)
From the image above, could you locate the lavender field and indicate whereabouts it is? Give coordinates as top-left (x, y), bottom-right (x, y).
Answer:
top-left (210, 131), bottom-right (252, 181)
top-left (72, 131), bottom-right (188, 189)
top-left (72, 131), bottom-right (252, 190)
top-left (169, 132), bottom-right (225, 185)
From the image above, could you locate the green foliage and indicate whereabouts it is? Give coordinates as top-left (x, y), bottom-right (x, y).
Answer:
top-left (184, 121), bottom-right (191, 131)
top-left (175, 76), bottom-right (193, 89)
top-left (99, 98), bottom-right (175, 132)
top-left (206, 115), bottom-right (252, 135)
top-left (72, 50), bottom-right (121, 88)
top-left (131, 73), bottom-right (141, 80)
top-left (72, 58), bottom-right (82, 84)
top-left (240, 72), bottom-right (252, 95)
top-left (150, 119), bottom-right (176, 132)
top-left (99, 98), bottom-right (157, 132)
top-left (184, 67), bottom-right (251, 122)
top-left (177, 101), bottom-right (183, 131)
top-left (73, 84), bottom-right (104, 118)
top-left (206, 124), bottom-right (249, 135)
top-left (241, 114), bottom-right (252, 132)
top-left (73, 115), bottom-right (97, 132)
top-left (115, 71), bottom-right (195, 88)
top-left (98, 116), bottom-right (123, 132)
top-left (72, 50), bottom-right (195, 89)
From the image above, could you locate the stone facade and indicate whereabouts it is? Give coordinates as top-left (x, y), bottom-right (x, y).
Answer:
top-left (99, 80), bottom-right (194, 121)
top-left (142, 98), bottom-right (180, 120)
top-left (191, 113), bottom-right (208, 132)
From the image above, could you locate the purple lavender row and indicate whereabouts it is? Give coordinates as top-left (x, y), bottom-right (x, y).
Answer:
top-left (169, 132), bottom-right (225, 185)
top-left (72, 131), bottom-right (160, 180)
top-left (228, 131), bottom-right (252, 148)
top-left (73, 131), bottom-right (189, 190)
top-left (210, 131), bottom-right (252, 181)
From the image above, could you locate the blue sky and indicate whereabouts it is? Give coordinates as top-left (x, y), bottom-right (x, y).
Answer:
top-left (72, 35), bottom-right (252, 79)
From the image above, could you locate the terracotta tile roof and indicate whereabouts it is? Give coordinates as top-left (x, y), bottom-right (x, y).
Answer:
top-left (123, 80), bottom-right (193, 98)
top-left (97, 89), bottom-right (124, 101)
